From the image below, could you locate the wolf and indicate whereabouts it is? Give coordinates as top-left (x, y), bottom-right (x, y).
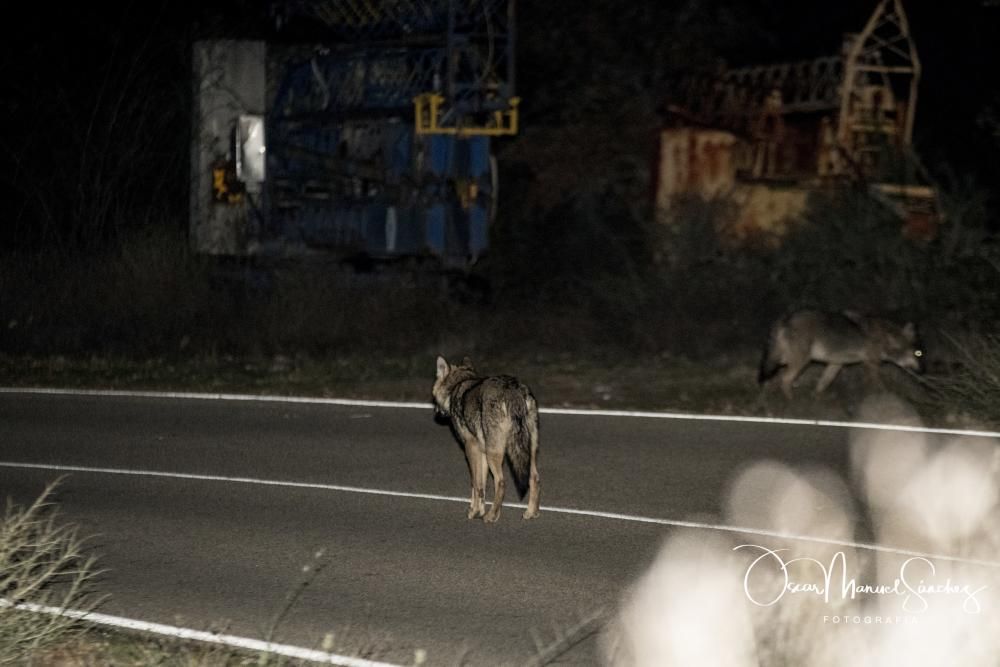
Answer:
top-left (758, 309), bottom-right (924, 398)
top-left (432, 356), bottom-right (541, 522)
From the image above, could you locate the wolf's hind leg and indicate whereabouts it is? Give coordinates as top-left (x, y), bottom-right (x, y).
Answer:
top-left (483, 444), bottom-right (506, 523)
top-left (523, 414), bottom-right (540, 519)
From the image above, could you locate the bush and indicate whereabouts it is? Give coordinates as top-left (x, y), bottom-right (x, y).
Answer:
top-left (0, 480), bottom-right (102, 664)
top-left (0, 226), bottom-right (220, 356)
top-left (651, 182), bottom-right (1000, 357)
top-left (928, 333), bottom-right (1000, 425)
top-left (2, 168), bottom-right (997, 366)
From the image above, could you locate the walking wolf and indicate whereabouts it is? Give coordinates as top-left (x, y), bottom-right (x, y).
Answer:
top-left (759, 309), bottom-right (924, 398)
top-left (432, 356), bottom-right (541, 522)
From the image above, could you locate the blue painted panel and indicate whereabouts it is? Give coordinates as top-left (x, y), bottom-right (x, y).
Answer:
top-left (448, 201), bottom-right (468, 257)
top-left (387, 126), bottom-right (410, 182)
top-left (470, 203), bottom-right (488, 257)
top-left (396, 207), bottom-right (422, 253)
top-left (469, 136), bottom-right (490, 177)
top-left (364, 204), bottom-right (387, 251)
top-left (428, 135), bottom-right (452, 176)
top-left (426, 204), bottom-right (446, 254)
top-left (265, 55), bottom-right (495, 264)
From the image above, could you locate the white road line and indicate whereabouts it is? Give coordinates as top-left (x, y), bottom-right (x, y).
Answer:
top-left (0, 386), bottom-right (430, 410)
top-left (0, 599), bottom-right (405, 667)
top-left (3, 461), bottom-right (999, 570)
top-left (3, 386), bottom-right (999, 438)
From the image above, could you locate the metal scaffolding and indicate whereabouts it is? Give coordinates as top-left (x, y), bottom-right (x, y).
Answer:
top-left (665, 0), bottom-right (921, 183)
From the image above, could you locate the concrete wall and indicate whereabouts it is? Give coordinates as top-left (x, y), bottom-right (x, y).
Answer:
top-left (190, 41), bottom-right (266, 255)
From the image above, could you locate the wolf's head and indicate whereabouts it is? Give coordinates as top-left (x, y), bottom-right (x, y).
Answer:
top-left (432, 355), bottom-right (476, 418)
top-left (881, 321), bottom-right (925, 374)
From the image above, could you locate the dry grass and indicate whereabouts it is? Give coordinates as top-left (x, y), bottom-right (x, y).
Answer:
top-left (924, 333), bottom-right (1000, 427)
top-left (0, 481), bottom-right (103, 665)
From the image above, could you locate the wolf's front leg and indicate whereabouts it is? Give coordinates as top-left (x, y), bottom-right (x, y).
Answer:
top-left (814, 363), bottom-right (843, 394)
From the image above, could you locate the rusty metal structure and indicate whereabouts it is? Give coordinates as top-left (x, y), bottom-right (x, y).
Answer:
top-left (657, 0), bottom-right (935, 239)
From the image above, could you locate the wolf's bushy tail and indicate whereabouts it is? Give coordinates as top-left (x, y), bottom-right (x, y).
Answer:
top-left (506, 388), bottom-right (538, 499)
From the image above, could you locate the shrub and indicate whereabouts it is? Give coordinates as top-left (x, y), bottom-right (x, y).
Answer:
top-left (0, 480), bottom-right (103, 664)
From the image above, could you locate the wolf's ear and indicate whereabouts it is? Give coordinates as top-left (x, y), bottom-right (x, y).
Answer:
top-left (902, 322), bottom-right (916, 340)
top-left (461, 356), bottom-right (475, 370)
top-left (435, 356), bottom-right (449, 379)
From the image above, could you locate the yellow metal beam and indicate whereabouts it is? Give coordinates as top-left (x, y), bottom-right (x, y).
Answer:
top-left (413, 93), bottom-right (520, 137)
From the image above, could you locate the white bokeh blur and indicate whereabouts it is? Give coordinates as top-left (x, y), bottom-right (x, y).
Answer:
top-left (603, 394), bottom-right (1000, 666)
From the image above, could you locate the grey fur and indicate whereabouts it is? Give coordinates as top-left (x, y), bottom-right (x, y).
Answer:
top-left (759, 308), bottom-right (924, 398)
top-left (433, 356), bottom-right (541, 522)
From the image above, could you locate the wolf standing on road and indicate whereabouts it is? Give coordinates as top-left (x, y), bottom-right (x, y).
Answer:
top-left (759, 309), bottom-right (924, 398)
top-left (432, 356), bottom-right (541, 522)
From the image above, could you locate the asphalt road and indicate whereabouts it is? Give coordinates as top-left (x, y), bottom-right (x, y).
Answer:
top-left (0, 390), bottom-right (861, 665)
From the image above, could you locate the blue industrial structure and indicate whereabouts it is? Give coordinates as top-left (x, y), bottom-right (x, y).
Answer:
top-left (190, 1), bottom-right (518, 267)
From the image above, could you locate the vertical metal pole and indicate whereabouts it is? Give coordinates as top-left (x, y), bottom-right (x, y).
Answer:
top-left (904, 75), bottom-right (918, 145)
top-left (837, 47), bottom-right (858, 158)
top-left (894, 0), bottom-right (921, 146)
top-left (446, 0), bottom-right (456, 100)
top-left (837, 0), bottom-right (889, 160)
top-left (508, 0), bottom-right (517, 98)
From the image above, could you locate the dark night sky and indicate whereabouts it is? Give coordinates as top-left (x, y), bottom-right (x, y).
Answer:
top-left (515, 0), bottom-right (1000, 177)
top-left (1, 0), bottom-right (998, 245)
